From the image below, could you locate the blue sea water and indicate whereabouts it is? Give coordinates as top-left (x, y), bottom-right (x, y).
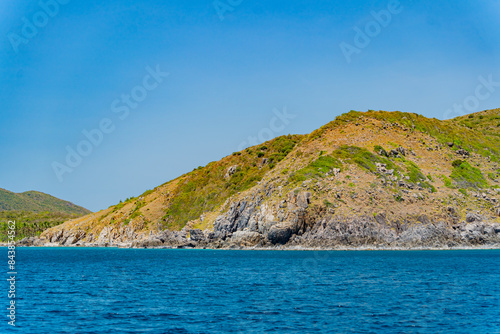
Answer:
top-left (2, 248), bottom-right (499, 334)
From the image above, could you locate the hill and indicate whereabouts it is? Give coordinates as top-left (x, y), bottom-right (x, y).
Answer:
top-left (0, 188), bottom-right (90, 215)
top-left (0, 189), bottom-right (91, 241)
top-left (37, 108), bottom-right (500, 249)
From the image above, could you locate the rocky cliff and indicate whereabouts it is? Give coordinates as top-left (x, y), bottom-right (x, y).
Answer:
top-left (24, 109), bottom-right (500, 249)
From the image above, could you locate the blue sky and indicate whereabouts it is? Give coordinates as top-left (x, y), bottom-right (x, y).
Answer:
top-left (1, 0), bottom-right (499, 212)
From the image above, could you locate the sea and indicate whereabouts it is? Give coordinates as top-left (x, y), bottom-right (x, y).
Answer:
top-left (2, 248), bottom-right (499, 333)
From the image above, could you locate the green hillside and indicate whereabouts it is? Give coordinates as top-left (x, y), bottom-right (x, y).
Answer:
top-left (0, 211), bottom-right (84, 242)
top-left (0, 188), bottom-right (90, 215)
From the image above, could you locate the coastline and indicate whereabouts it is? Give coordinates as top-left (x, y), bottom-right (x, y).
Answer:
top-left (3, 242), bottom-right (500, 251)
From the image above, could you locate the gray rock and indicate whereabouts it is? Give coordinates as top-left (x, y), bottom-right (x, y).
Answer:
top-left (225, 165), bottom-right (239, 179)
top-left (374, 213), bottom-right (386, 225)
top-left (231, 231), bottom-right (262, 245)
top-left (267, 225), bottom-right (293, 245)
top-left (189, 229), bottom-right (205, 242)
top-left (447, 207), bottom-right (457, 216)
top-left (396, 146), bottom-right (407, 156)
top-left (136, 238), bottom-right (163, 248)
top-left (389, 149), bottom-right (399, 157)
top-left (297, 192), bottom-right (311, 209)
top-left (466, 212), bottom-right (483, 223)
top-left (417, 215), bottom-right (432, 225)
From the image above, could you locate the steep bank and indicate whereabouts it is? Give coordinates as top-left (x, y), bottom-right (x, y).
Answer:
top-left (26, 109), bottom-right (500, 249)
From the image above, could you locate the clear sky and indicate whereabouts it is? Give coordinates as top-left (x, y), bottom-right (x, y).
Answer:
top-left (1, 0), bottom-right (499, 212)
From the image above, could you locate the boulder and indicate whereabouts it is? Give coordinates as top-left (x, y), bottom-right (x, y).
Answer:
top-left (296, 192), bottom-right (311, 209)
top-left (466, 212), bottom-right (483, 223)
top-left (389, 149), bottom-right (399, 157)
top-left (140, 238), bottom-right (163, 248)
top-left (396, 146), bottom-right (407, 156)
top-left (267, 225), bottom-right (293, 245)
top-left (374, 213), bottom-right (386, 225)
top-left (189, 229), bottom-right (206, 242)
top-left (447, 206), bottom-right (457, 216)
top-left (231, 231), bottom-right (262, 244)
top-left (225, 165), bottom-right (239, 179)
top-left (417, 215), bottom-right (432, 225)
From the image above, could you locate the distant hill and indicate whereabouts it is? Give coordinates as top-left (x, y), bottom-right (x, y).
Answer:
top-left (0, 188), bottom-right (91, 215)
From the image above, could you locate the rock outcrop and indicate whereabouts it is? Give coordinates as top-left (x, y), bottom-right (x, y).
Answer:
top-left (30, 187), bottom-right (500, 249)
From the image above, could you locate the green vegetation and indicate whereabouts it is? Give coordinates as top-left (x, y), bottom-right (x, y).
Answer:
top-left (130, 211), bottom-right (141, 219)
top-left (441, 175), bottom-right (454, 188)
top-left (308, 109), bottom-right (500, 161)
top-left (403, 161), bottom-right (434, 191)
top-left (290, 155), bottom-right (342, 182)
top-left (113, 201), bottom-right (125, 212)
top-left (405, 161), bottom-right (426, 183)
top-left (162, 134), bottom-right (303, 230)
top-left (331, 145), bottom-right (396, 173)
top-left (323, 199), bottom-right (334, 208)
top-left (0, 211), bottom-right (81, 241)
top-left (394, 194), bottom-right (404, 202)
top-left (374, 145), bottom-right (389, 157)
top-left (0, 188), bottom-right (90, 215)
top-left (141, 189), bottom-right (155, 197)
top-left (0, 188), bottom-right (90, 240)
top-left (450, 160), bottom-right (487, 189)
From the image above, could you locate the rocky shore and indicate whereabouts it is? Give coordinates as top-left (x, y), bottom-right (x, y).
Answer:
top-left (16, 201), bottom-right (500, 250)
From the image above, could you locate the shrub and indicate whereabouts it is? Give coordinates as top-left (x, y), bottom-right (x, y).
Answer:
top-left (405, 161), bottom-right (426, 183)
top-left (323, 199), bottom-right (334, 207)
top-left (290, 155), bottom-right (343, 182)
top-left (441, 175), bottom-right (454, 188)
top-left (374, 145), bottom-right (389, 157)
top-left (332, 145), bottom-right (395, 173)
top-left (141, 189), bottom-right (154, 197)
top-left (450, 160), bottom-right (487, 189)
